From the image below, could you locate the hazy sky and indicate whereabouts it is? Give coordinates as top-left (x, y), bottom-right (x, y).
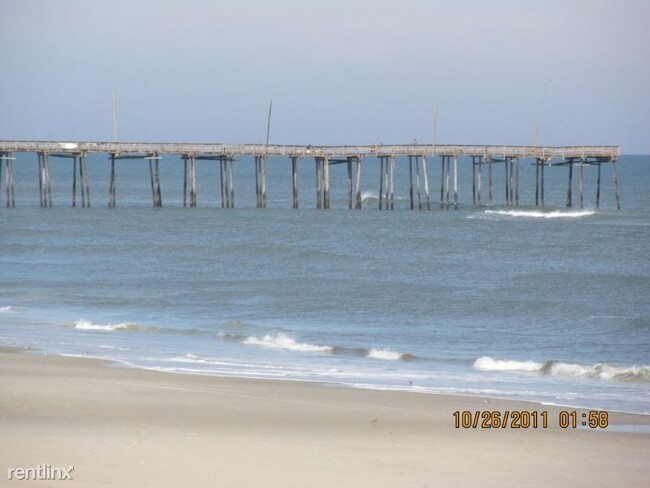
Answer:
top-left (1, 0), bottom-right (649, 153)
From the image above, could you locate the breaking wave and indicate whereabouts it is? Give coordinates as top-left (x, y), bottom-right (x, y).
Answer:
top-left (482, 209), bottom-right (595, 219)
top-left (0, 306), bottom-right (24, 313)
top-left (474, 356), bottom-right (650, 382)
top-left (72, 319), bottom-right (142, 332)
top-left (242, 333), bottom-right (333, 353)
top-left (222, 332), bottom-right (415, 361)
top-left (367, 348), bottom-right (416, 361)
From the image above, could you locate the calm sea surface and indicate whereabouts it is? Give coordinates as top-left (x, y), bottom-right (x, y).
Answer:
top-left (1, 153), bottom-right (649, 413)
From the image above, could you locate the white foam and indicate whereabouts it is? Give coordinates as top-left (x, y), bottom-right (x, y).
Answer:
top-left (474, 356), bottom-right (543, 372)
top-left (73, 319), bottom-right (136, 332)
top-left (483, 209), bottom-right (595, 219)
top-left (242, 333), bottom-right (333, 353)
top-left (474, 356), bottom-right (650, 382)
top-left (0, 306), bottom-right (23, 313)
top-left (367, 348), bottom-right (404, 361)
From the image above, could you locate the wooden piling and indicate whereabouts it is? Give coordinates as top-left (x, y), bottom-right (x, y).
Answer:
top-left (324, 154), bottom-right (330, 209)
top-left (354, 157), bottom-right (362, 209)
top-left (389, 156), bottom-right (395, 210)
top-left (189, 155), bottom-right (196, 207)
top-left (144, 153), bottom-right (162, 208)
top-left (408, 156), bottom-right (414, 210)
top-left (72, 156), bottom-right (77, 207)
top-left (38, 153), bottom-right (44, 207)
top-left (219, 159), bottom-right (225, 208)
top-left (108, 154), bottom-right (116, 208)
top-left (291, 156), bottom-right (299, 209)
top-left (611, 160), bottom-right (621, 210)
top-left (439, 155), bottom-right (445, 209)
top-left (415, 156), bottom-right (422, 209)
top-left (504, 157), bottom-right (510, 206)
top-left (79, 154), bottom-right (86, 207)
top-left (183, 156), bottom-right (188, 207)
top-left (261, 156), bottom-right (267, 208)
top-left (225, 157), bottom-right (234, 208)
top-left (379, 156), bottom-right (385, 210)
top-left (315, 157), bottom-right (323, 209)
top-left (476, 156), bottom-right (482, 205)
top-left (566, 162), bottom-right (573, 208)
top-left (539, 159), bottom-right (546, 207)
top-left (453, 156), bottom-right (458, 210)
top-left (4, 153), bottom-right (15, 208)
top-left (488, 158), bottom-right (493, 207)
top-left (514, 158), bottom-right (519, 207)
top-left (422, 155), bottom-right (430, 210)
top-left (596, 162), bottom-right (601, 209)
top-left (535, 159), bottom-right (540, 206)
top-left (472, 156), bottom-right (476, 205)
top-left (445, 156), bottom-right (451, 209)
top-left (579, 160), bottom-right (584, 209)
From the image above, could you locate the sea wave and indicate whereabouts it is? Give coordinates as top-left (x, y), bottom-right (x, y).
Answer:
top-left (73, 319), bottom-right (142, 332)
top-left (367, 348), bottom-right (416, 361)
top-left (242, 333), bottom-right (333, 353)
top-left (0, 306), bottom-right (25, 313)
top-left (474, 356), bottom-right (650, 382)
top-left (481, 209), bottom-right (595, 219)
top-left (222, 332), bottom-right (415, 361)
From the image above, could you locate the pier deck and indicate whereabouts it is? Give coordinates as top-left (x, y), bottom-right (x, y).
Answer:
top-left (0, 140), bottom-right (621, 210)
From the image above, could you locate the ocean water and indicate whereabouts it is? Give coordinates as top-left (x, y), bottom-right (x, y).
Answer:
top-left (1, 152), bottom-right (649, 413)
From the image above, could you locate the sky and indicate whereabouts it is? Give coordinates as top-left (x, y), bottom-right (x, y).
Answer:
top-left (1, 0), bottom-right (649, 153)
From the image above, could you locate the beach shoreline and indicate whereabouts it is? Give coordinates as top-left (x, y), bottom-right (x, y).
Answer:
top-left (1, 346), bottom-right (649, 487)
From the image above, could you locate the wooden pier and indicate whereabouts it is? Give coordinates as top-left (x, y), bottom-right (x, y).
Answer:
top-left (0, 141), bottom-right (621, 210)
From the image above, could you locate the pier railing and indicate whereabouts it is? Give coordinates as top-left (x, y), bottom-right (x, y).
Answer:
top-left (0, 140), bottom-right (620, 160)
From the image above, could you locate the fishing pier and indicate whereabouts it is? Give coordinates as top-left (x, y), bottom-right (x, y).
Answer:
top-left (0, 141), bottom-right (621, 210)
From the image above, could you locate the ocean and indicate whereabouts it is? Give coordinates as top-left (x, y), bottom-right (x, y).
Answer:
top-left (1, 152), bottom-right (649, 413)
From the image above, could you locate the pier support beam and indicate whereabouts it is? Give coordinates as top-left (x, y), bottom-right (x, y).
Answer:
top-left (291, 156), bottom-right (299, 209)
top-left (579, 160), bottom-right (585, 209)
top-left (218, 156), bottom-right (235, 208)
top-left (472, 156), bottom-right (483, 206)
top-left (453, 155), bottom-right (458, 210)
top-left (314, 156), bottom-right (330, 209)
top-left (504, 157), bottom-right (510, 206)
top-left (514, 157), bottom-right (520, 207)
top-left (37, 152), bottom-right (52, 207)
top-left (79, 153), bottom-right (90, 208)
top-left (611, 159), bottom-right (621, 210)
top-left (378, 156), bottom-right (394, 210)
top-left (2, 153), bottom-right (15, 208)
top-left (566, 160), bottom-right (574, 208)
top-left (255, 156), bottom-right (267, 208)
top-left (108, 154), bottom-right (116, 208)
top-left (488, 157), bottom-right (493, 207)
top-left (354, 157), bottom-right (362, 209)
top-left (148, 153), bottom-right (163, 207)
top-left (596, 162), bottom-right (602, 209)
top-left (421, 155), bottom-right (430, 210)
top-left (408, 156), bottom-right (415, 210)
top-left (535, 158), bottom-right (546, 207)
top-left (324, 154), bottom-right (330, 209)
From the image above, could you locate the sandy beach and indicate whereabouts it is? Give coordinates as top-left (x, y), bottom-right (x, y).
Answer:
top-left (1, 347), bottom-right (648, 487)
